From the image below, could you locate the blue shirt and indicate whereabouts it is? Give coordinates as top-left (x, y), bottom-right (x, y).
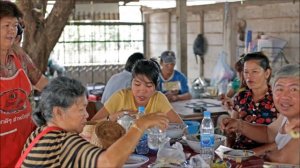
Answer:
top-left (159, 70), bottom-right (189, 94)
top-left (101, 70), bottom-right (132, 104)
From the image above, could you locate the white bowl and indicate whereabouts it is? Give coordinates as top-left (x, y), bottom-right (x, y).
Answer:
top-left (182, 134), bottom-right (226, 153)
top-left (166, 123), bottom-right (188, 139)
top-left (123, 154), bottom-right (149, 168)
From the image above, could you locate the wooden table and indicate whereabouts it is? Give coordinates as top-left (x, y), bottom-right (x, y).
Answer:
top-left (171, 98), bottom-right (228, 121)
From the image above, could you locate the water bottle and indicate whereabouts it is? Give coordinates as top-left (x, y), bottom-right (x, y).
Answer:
top-left (135, 106), bottom-right (149, 154)
top-left (137, 106), bottom-right (145, 118)
top-left (200, 111), bottom-right (215, 165)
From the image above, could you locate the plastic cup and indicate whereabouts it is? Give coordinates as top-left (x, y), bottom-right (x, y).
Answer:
top-left (184, 120), bottom-right (200, 134)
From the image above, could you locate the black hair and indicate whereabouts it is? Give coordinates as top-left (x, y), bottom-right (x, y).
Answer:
top-left (242, 52), bottom-right (272, 82)
top-left (124, 52), bottom-right (145, 72)
top-left (17, 23), bottom-right (24, 36)
top-left (132, 60), bottom-right (160, 88)
top-left (32, 77), bottom-right (86, 126)
top-left (242, 52), bottom-right (271, 70)
top-left (0, 1), bottom-right (23, 20)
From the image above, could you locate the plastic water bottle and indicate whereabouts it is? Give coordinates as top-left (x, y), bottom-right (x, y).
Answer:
top-left (200, 111), bottom-right (215, 165)
top-left (138, 106), bottom-right (145, 117)
top-left (135, 106), bottom-right (149, 154)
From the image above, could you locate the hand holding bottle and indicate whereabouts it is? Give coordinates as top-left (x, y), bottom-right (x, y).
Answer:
top-left (135, 113), bottom-right (169, 132)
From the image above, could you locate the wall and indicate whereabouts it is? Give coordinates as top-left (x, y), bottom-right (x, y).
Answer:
top-left (143, 0), bottom-right (299, 85)
top-left (65, 64), bottom-right (124, 86)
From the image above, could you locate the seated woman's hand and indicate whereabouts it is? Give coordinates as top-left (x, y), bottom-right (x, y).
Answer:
top-left (135, 113), bottom-right (169, 132)
top-left (220, 117), bottom-right (240, 133)
top-left (108, 111), bottom-right (129, 122)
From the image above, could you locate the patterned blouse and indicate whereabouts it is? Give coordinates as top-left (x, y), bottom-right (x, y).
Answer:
top-left (0, 48), bottom-right (42, 85)
top-left (232, 85), bottom-right (278, 149)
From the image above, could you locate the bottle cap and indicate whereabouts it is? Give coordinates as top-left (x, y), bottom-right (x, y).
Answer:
top-left (138, 106), bottom-right (145, 113)
top-left (203, 111), bottom-right (211, 117)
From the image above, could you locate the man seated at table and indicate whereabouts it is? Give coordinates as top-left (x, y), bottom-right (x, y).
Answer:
top-left (158, 50), bottom-right (192, 102)
top-left (221, 64), bottom-right (300, 165)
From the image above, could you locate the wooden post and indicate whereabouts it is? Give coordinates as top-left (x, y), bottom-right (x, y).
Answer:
top-left (176, 0), bottom-right (187, 75)
top-left (223, 3), bottom-right (237, 67)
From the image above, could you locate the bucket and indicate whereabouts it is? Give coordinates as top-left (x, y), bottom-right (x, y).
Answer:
top-left (184, 121), bottom-right (200, 134)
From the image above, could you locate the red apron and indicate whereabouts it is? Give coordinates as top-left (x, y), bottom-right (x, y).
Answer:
top-left (0, 55), bottom-right (36, 168)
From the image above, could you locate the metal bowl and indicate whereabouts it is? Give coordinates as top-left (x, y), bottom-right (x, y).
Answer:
top-left (166, 123), bottom-right (188, 139)
top-left (182, 134), bottom-right (226, 153)
top-left (223, 150), bottom-right (255, 163)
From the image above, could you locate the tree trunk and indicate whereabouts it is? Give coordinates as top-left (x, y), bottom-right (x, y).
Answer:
top-left (18, 0), bottom-right (75, 73)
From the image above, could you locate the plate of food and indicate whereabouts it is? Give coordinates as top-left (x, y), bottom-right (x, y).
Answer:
top-left (223, 150), bottom-right (255, 163)
top-left (123, 154), bottom-right (149, 168)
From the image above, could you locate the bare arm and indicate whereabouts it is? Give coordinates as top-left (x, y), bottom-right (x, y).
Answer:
top-left (166, 109), bottom-right (184, 124)
top-left (91, 107), bottom-right (115, 121)
top-left (34, 75), bottom-right (48, 92)
top-left (176, 92), bottom-right (192, 101)
top-left (91, 106), bottom-right (136, 122)
top-left (252, 142), bottom-right (277, 156)
top-left (239, 120), bottom-right (270, 143)
top-left (165, 92), bottom-right (191, 102)
top-left (221, 115), bottom-right (284, 143)
top-left (265, 138), bottom-right (300, 165)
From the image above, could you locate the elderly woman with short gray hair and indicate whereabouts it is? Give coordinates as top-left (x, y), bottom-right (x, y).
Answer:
top-left (221, 64), bottom-right (300, 165)
top-left (16, 76), bottom-right (169, 167)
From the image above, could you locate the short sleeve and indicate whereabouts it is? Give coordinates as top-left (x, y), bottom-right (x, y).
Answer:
top-left (147, 92), bottom-right (173, 114)
top-left (179, 73), bottom-right (189, 94)
top-left (104, 89), bottom-right (134, 114)
top-left (18, 53), bottom-right (43, 85)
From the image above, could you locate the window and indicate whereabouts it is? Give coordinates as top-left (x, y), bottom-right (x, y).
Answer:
top-left (50, 22), bottom-right (145, 66)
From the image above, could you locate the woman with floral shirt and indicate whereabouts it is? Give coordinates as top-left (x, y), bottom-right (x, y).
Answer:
top-left (230, 52), bottom-right (279, 154)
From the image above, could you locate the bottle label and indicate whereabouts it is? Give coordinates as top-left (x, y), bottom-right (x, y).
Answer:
top-left (200, 133), bottom-right (214, 148)
top-left (135, 134), bottom-right (149, 154)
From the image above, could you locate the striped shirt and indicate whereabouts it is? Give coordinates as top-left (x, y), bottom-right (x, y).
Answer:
top-left (21, 126), bottom-right (102, 168)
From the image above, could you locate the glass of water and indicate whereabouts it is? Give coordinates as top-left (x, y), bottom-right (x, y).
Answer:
top-left (147, 127), bottom-right (166, 150)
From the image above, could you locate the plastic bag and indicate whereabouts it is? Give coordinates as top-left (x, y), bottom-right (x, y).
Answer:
top-left (155, 141), bottom-right (186, 165)
top-left (210, 51), bottom-right (234, 87)
top-left (189, 154), bottom-right (210, 168)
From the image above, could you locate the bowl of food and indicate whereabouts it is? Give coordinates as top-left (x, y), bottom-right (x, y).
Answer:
top-left (166, 123), bottom-right (188, 139)
top-left (182, 134), bottom-right (226, 153)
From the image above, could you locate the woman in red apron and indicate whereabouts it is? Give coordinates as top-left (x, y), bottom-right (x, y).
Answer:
top-left (0, 1), bottom-right (48, 167)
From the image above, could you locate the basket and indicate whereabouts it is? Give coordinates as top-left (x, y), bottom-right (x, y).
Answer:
top-left (91, 120), bottom-right (126, 149)
top-left (81, 121), bottom-right (98, 138)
